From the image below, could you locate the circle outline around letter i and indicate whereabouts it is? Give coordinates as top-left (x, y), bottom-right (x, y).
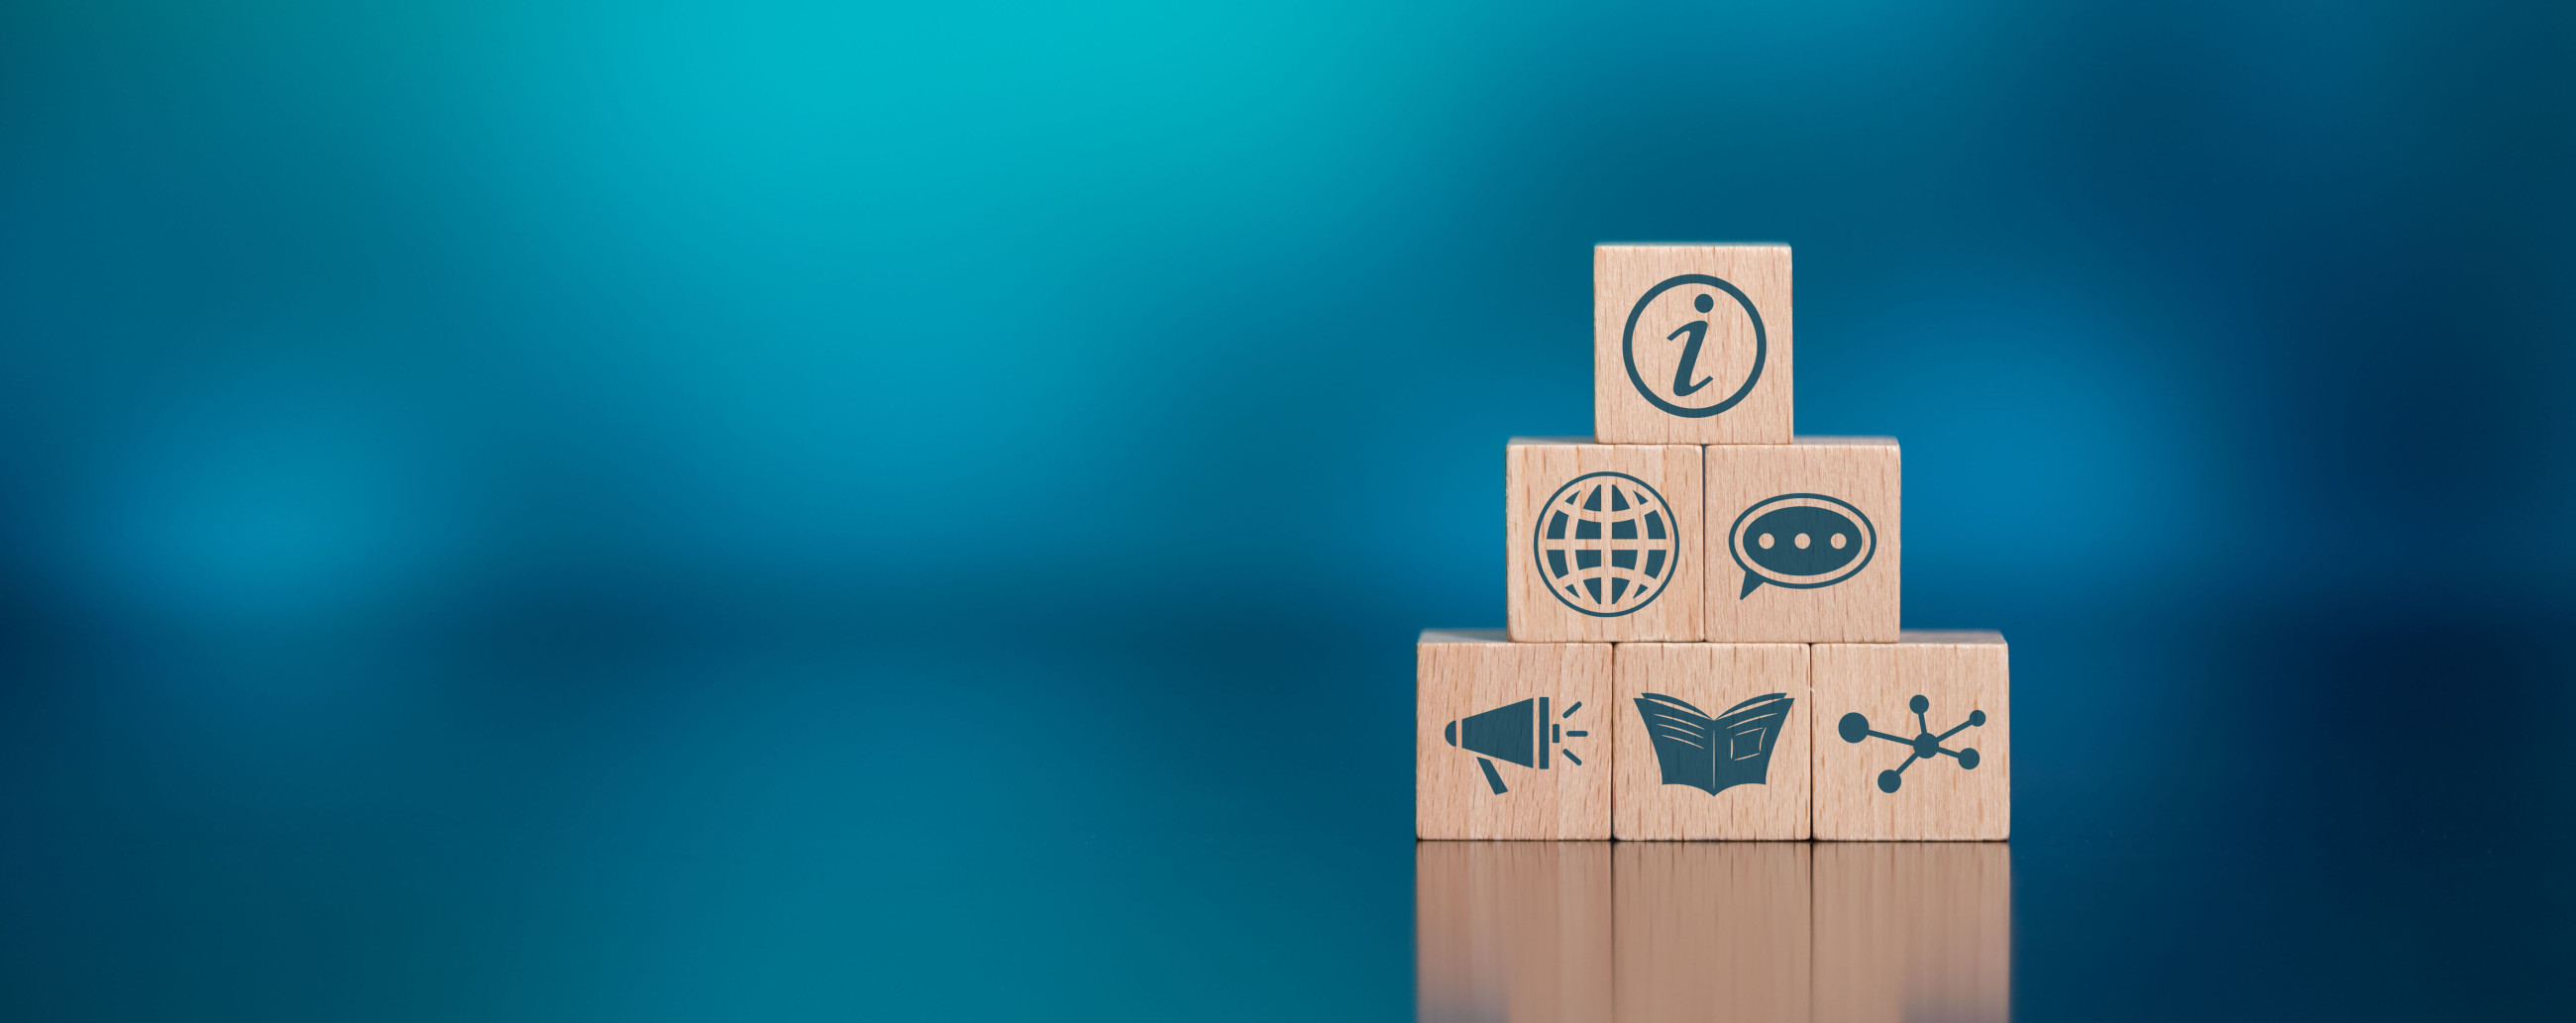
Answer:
top-left (1621, 273), bottom-right (1768, 418)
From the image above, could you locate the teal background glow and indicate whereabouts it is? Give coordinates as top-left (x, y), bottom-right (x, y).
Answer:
top-left (3, 1), bottom-right (2571, 1018)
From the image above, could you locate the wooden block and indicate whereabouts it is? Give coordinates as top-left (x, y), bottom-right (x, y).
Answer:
top-left (1612, 643), bottom-right (1811, 840)
top-left (1416, 841), bottom-right (1612, 1023)
top-left (1812, 842), bottom-right (2011, 1021)
top-left (1810, 632), bottom-right (2010, 841)
top-left (1418, 630), bottom-right (1612, 840)
top-left (1593, 244), bottom-right (1793, 445)
top-left (1507, 439), bottom-right (1704, 643)
top-left (1703, 437), bottom-right (1899, 643)
top-left (1613, 842), bottom-right (1811, 1022)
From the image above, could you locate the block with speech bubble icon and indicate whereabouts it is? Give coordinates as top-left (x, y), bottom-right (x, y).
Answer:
top-left (1702, 437), bottom-right (1900, 643)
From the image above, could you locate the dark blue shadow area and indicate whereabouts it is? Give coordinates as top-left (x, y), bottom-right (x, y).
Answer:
top-left (2, 0), bottom-right (2572, 1019)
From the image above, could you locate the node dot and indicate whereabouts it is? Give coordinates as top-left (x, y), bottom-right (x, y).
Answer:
top-left (1757, 533), bottom-right (1773, 549)
top-left (1830, 533), bottom-right (1847, 550)
top-left (1878, 769), bottom-right (1903, 793)
top-left (1968, 709), bottom-right (1986, 726)
top-left (1693, 293), bottom-right (1714, 313)
top-left (1909, 694), bottom-right (1930, 713)
top-left (1794, 533), bottom-right (1811, 549)
top-left (1957, 748), bottom-right (1981, 769)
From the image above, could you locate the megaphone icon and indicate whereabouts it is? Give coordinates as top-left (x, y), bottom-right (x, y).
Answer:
top-left (1445, 697), bottom-right (1589, 795)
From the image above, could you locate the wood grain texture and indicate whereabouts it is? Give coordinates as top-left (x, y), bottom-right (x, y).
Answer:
top-left (1416, 841), bottom-right (1612, 1023)
top-left (1703, 437), bottom-right (1900, 643)
top-left (1613, 841), bottom-right (1811, 1023)
top-left (1611, 643), bottom-right (1811, 840)
top-left (1507, 439), bottom-right (1704, 643)
top-left (1811, 632), bottom-right (2010, 841)
top-left (1593, 244), bottom-right (1792, 445)
top-left (1813, 842), bottom-right (2012, 1022)
top-left (1417, 630), bottom-right (1612, 840)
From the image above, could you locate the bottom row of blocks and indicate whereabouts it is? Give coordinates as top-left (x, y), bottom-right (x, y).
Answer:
top-left (1417, 629), bottom-right (2009, 840)
top-left (1419, 841), bottom-right (2009, 1022)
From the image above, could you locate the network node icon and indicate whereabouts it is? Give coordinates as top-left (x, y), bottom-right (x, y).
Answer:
top-left (1837, 695), bottom-right (1984, 794)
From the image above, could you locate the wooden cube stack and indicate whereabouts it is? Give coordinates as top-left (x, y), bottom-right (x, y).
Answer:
top-left (1418, 245), bottom-right (2010, 842)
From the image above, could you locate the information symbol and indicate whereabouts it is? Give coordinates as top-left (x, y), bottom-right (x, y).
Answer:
top-left (1621, 273), bottom-right (1768, 418)
top-left (1533, 471), bottom-right (1679, 617)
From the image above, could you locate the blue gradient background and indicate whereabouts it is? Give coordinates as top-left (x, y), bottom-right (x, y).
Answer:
top-left (3, 1), bottom-right (2571, 1018)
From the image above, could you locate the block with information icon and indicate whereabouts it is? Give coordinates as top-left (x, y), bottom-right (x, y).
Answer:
top-left (1593, 244), bottom-right (1793, 445)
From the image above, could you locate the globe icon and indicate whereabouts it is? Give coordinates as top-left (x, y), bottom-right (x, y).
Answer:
top-left (1533, 471), bottom-right (1680, 617)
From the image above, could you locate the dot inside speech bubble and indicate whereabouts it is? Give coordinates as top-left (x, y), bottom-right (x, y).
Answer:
top-left (1729, 494), bottom-right (1877, 598)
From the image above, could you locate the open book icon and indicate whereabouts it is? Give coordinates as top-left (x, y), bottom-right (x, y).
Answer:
top-left (1633, 692), bottom-right (1794, 795)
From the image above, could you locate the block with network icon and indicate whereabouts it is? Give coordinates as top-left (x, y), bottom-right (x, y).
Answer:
top-left (1809, 632), bottom-right (2010, 840)
top-left (1506, 438), bottom-right (1705, 643)
top-left (1416, 629), bottom-right (1610, 840)
top-left (1702, 437), bottom-right (1900, 643)
top-left (1593, 243), bottom-right (1794, 445)
top-left (1612, 642), bottom-right (1811, 840)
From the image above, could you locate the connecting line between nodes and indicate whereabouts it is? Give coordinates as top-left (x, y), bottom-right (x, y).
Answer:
top-left (1837, 695), bottom-right (1986, 794)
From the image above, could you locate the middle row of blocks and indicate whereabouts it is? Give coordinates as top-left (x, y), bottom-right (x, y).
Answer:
top-left (1508, 435), bottom-right (1899, 644)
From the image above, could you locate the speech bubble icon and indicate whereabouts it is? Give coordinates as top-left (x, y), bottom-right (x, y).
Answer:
top-left (1727, 493), bottom-right (1877, 598)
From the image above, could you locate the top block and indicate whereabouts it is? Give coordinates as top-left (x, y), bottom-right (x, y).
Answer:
top-left (1594, 244), bottom-right (1793, 445)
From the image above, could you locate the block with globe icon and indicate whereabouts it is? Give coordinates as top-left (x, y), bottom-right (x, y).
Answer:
top-left (1507, 438), bottom-right (1705, 643)
top-left (1612, 642), bottom-right (1811, 840)
top-left (1703, 437), bottom-right (1900, 643)
top-left (1417, 630), bottom-right (1611, 840)
top-left (1809, 632), bottom-right (2009, 840)
top-left (1594, 244), bottom-right (1793, 445)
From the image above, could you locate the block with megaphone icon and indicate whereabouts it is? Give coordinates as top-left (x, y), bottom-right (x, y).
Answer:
top-left (1418, 630), bottom-right (1610, 840)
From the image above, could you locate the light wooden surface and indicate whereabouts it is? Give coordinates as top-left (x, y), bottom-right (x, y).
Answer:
top-left (1703, 437), bottom-right (1899, 643)
top-left (1418, 630), bottom-right (1613, 840)
top-left (1611, 643), bottom-right (1811, 840)
top-left (1813, 842), bottom-right (2012, 1021)
top-left (1811, 632), bottom-right (2010, 840)
top-left (1593, 244), bottom-right (1793, 445)
top-left (1416, 841), bottom-right (1613, 1023)
top-left (1613, 841), bottom-right (1811, 1022)
top-left (1507, 439), bottom-right (1704, 643)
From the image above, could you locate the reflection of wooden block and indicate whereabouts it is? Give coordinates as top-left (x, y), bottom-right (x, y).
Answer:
top-left (1508, 439), bottom-right (1704, 643)
top-left (1612, 643), bottom-right (1811, 840)
top-left (1418, 630), bottom-right (1612, 840)
top-left (1593, 244), bottom-right (1794, 445)
top-left (1703, 438), bottom-right (1899, 643)
top-left (1417, 841), bottom-right (1612, 1023)
top-left (1812, 842), bottom-right (2011, 1022)
top-left (1811, 632), bottom-right (2009, 841)
top-left (1613, 842), bottom-right (1811, 1023)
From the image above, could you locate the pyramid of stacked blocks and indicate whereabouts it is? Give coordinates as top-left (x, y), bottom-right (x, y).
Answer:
top-left (1418, 245), bottom-right (2008, 842)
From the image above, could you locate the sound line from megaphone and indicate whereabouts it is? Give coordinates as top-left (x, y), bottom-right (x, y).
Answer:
top-left (1444, 697), bottom-right (1590, 794)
